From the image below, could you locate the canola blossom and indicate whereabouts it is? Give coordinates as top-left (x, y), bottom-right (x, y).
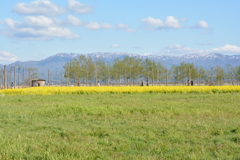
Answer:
top-left (0, 86), bottom-right (240, 95)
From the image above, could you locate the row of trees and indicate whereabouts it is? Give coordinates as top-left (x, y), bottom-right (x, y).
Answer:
top-left (1, 55), bottom-right (239, 89)
top-left (63, 55), bottom-right (240, 86)
top-left (0, 66), bottom-right (39, 89)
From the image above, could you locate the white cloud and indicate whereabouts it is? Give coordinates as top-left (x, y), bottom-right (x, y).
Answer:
top-left (1, 16), bottom-right (115, 39)
top-left (166, 44), bottom-right (183, 49)
top-left (24, 16), bottom-right (62, 28)
top-left (116, 23), bottom-right (136, 33)
top-left (161, 44), bottom-right (204, 55)
top-left (18, 27), bottom-right (79, 40)
top-left (67, 0), bottom-right (94, 14)
top-left (1, 18), bottom-right (79, 40)
top-left (158, 44), bottom-right (240, 56)
top-left (100, 23), bottom-right (113, 29)
top-left (141, 16), bottom-right (182, 30)
top-left (165, 44), bottom-right (196, 53)
top-left (66, 15), bottom-right (83, 26)
top-left (84, 22), bottom-right (113, 30)
top-left (212, 44), bottom-right (240, 53)
top-left (141, 17), bottom-right (164, 28)
top-left (13, 0), bottom-right (65, 16)
top-left (35, 27), bottom-right (78, 38)
top-left (198, 20), bottom-right (209, 28)
top-left (165, 16), bottom-right (182, 29)
top-left (65, 17), bottom-right (135, 32)
top-left (66, 15), bottom-right (114, 30)
top-left (141, 17), bottom-right (210, 30)
top-left (3, 18), bottom-right (21, 29)
top-left (192, 20), bottom-right (209, 29)
top-left (143, 53), bottom-right (153, 56)
top-left (0, 51), bottom-right (18, 64)
top-left (0, 1), bottom-right (135, 40)
top-left (117, 23), bottom-right (129, 29)
top-left (111, 44), bottom-right (120, 48)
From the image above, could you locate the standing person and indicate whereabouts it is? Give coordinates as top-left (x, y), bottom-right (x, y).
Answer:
top-left (11, 82), bottom-right (14, 89)
top-left (191, 80), bottom-right (194, 86)
top-left (141, 80), bottom-right (144, 86)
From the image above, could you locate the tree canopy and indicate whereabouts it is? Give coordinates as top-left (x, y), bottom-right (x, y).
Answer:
top-left (63, 55), bottom-right (240, 86)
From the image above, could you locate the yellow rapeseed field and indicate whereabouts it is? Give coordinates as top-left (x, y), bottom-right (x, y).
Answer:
top-left (0, 86), bottom-right (240, 95)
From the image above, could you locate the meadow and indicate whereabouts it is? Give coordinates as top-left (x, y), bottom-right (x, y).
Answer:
top-left (0, 86), bottom-right (240, 159)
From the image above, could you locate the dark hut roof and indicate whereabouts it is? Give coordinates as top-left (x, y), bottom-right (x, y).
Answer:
top-left (32, 79), bottom-right (46, 81)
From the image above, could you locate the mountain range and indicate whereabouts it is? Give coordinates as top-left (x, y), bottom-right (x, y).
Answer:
top-left (2, 52), bottom-right (240, 72)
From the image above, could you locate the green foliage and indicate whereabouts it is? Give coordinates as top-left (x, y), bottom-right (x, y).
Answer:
top-left (169, 62), bottom-right (198, 85)
top-left (63, 55), bottom-right (240, 86)
top-left (63, 56), bottom-right (167, 85)
top-left (236, 66), bottom-right (240, 81)
top-left (0, 93), bottom-right (240, 159)
top-left (214, 66), bottom-right (225, 85)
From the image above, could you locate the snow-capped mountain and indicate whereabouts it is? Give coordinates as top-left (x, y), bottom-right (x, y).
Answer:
top-left (5, 52), bottom-right (240, 72)
top-left (177, 53), bottom-right (240, 68)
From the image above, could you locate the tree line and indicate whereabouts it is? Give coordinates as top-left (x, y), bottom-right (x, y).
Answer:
top-left (63, 55), bottom-right (240, 86)
top-left (0, 65), bottom-right (40, 89)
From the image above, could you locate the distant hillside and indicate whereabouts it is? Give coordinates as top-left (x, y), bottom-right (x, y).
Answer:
top-left (3, 52), bottom-right (240, 72)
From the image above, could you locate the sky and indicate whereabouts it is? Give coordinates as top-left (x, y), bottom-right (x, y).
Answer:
top-left (0, 0), bottom-right (240, 64)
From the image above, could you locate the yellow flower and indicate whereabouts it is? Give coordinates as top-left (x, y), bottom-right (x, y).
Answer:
top-left (0, 86), bottom-right (239, 96)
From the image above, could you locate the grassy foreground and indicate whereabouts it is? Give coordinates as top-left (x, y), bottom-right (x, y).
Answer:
top-left (0, 93), bottom-right (240, 159)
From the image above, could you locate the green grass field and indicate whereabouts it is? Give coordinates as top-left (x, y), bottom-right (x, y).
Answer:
top-left (0, 93), bottom-right (240, 159)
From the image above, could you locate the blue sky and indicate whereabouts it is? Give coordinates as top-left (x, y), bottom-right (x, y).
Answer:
top-left (0, 0), bottom-right (240, 64)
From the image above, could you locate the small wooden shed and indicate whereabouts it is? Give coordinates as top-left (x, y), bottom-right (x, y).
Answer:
top-left (31, 79), bottom-right (46, 87)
